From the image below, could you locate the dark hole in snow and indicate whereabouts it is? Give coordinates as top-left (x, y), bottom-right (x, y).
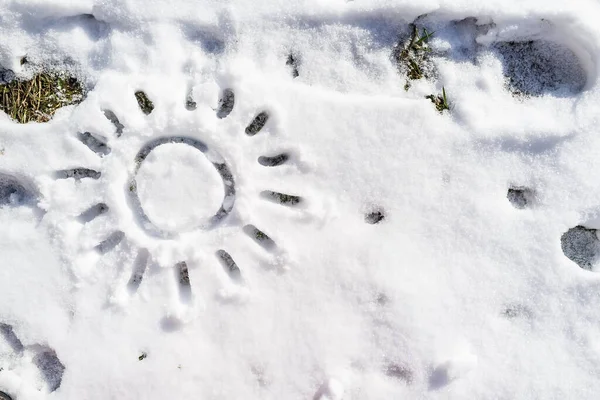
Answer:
top-left (493, 40), bottom-right (586, 97)
top-left (507, 187), bottom-right (534, 209)
top-left (365, 209), bottom-right (385, 224)
top-left (561, 225), bottom-right (600, 270)
top-left (0, 390), bottom-right (12, 400)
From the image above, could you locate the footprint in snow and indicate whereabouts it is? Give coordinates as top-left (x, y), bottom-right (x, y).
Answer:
top-left (0, 323), bottom-right (65, 397)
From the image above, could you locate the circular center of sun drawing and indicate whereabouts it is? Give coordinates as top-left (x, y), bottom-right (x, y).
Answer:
top-left (130, 137), bottom-right (235, 236)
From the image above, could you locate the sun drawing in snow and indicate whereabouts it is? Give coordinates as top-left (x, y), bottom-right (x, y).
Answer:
top-left (50, 87), bottom-right (304, 322)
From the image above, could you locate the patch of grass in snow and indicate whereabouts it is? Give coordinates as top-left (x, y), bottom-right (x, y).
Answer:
top-left (393, 24), bottom-right (435, 91)
top-left (426, 87), bottom-right (450, 113)
top-left (0, 71), bottom-right (84, 123)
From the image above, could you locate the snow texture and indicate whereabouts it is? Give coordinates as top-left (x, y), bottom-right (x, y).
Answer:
top-left (1, 0), bottom-right (600, 399)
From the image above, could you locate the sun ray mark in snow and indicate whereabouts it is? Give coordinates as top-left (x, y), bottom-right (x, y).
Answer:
top-left (77, 203), bottom-right (109, 223)
top-left (76, 132), bottom-right (111, 156)
top-left (95, 231), bottom-right (125, 254)
top-left (245, 111), bottom-right (269, 136)
top-left (217, 249), bottom-right (242, 282)
top-left (176, 261), bottom-right (192, 303)
top-left (243, 224), bottom-right (277, 251)
top-left (127, 248), bottom-right (149, 294)
top-left (258, 153), bottom-right (289, 167)
top-left (260, 190), bottom-right (302, 206)
top-left (102, 109), bottom-right (124, 136)
top-left (217, 88), bottom-right (235, 119)
top-left (54, 168), bottom-right (101, 180)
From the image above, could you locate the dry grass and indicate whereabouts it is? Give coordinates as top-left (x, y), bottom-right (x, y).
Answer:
top-left (0, 72), bottom-right (84, 123)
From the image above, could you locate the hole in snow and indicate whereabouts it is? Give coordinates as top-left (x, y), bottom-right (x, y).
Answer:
top-left (0, 390), bottom-right (12, 400)
top-left (245, 111), bottom-right (269, 136)
top-left (33, 348), bottom-right (65, 392)
top-left (217, 88), bottom-right (235, 119)
top-left (258, 153), bottom-right (289, 167)
top-left (493, 40), bottom-right (587, 97)
top-left (77, 132), bottom-right (111, 156)
top-left (561, 225), bottom-right (600, 270)
top-left (507, 187), bottom-right (535, 209)
top-left (365, 209), bottom-right (385, 224)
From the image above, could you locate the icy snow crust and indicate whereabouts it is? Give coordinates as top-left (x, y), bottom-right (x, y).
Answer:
top-left (2, 0), bottom-right (600, 398)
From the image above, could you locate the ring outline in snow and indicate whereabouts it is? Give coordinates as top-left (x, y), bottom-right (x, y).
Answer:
top-left (128, 136), bottom-right (236, 238)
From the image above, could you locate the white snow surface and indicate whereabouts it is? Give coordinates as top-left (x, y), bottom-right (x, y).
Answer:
top-left (0, 0), bottom-right (600, 398)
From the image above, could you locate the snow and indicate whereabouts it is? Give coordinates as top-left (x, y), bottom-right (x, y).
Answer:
top-left (1, 0), bottom-right (600, 398)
